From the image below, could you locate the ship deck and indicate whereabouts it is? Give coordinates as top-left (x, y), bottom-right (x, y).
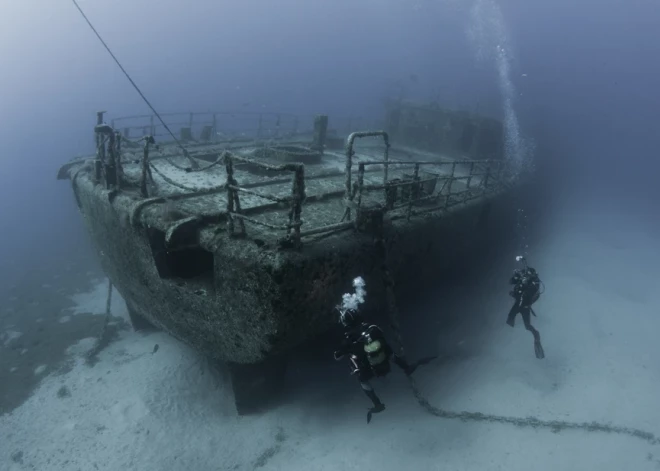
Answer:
top-left (58, 106), bottom-right (517, 248)
top-left (106, 137), bottom-right (511, 245)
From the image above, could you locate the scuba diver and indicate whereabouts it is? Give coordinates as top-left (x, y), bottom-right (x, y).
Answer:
top-left (333, 277), bottom-right (435, 423)
top-left (506, 255), bottom-right (545, 359)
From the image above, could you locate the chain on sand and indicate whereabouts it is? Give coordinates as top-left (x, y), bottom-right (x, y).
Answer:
top-left (376, 234), bottom-right (659, 447)
top-left (74, 229), bottom-right (660, 446)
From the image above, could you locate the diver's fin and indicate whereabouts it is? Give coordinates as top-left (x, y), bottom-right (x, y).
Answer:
top-left (534, 340), bottom-right (545, 359)
top-left (366, 404), bottom-right (386, 424)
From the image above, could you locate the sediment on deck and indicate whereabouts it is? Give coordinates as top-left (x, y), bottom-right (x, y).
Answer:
top-left (61, 110), bottom-right (519, 250)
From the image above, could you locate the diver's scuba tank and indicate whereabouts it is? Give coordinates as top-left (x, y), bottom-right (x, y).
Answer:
top-left (514, 255), bottom-right (542, 306)
top-left (363, 333), bottom-right (387, 367)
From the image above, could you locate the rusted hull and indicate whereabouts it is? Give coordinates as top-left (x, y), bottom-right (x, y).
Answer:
top-left (71, 167), bottom-right (516, 366)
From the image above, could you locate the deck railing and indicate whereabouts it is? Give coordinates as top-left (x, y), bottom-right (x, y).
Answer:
top-left (351, 158), bottom-right (508, 224)
top-left (341, 130), bottom-right (515, 226)
top-left (90, 113), bottom-right (518, 248)
top-left (222, 153), bottom-right (305, 246)
top-left (108, 110), bottom-right (359, 143)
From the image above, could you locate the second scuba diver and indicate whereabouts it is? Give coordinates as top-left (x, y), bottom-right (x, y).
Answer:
top-left (506, 255), bottom-right (545, 359)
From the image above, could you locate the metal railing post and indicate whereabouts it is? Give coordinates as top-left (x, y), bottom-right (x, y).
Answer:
top-left (140, 136), bottom-right (155, 197)
top-left (464, 161), bottom-right (475, 203)
top-left (115, 130), bottom-right (124, 188)
top-left (355, 163), bottom-right (366, 229)
top-left (407, 163), bottom-right (420, 221)
top-left (224, 154), bottom-right (246, 236)
top-left (94, 111), bottom-right (106, 183)
top-left (383, 137), bottom-right (391, 187)
top-left (105, 131), bottom-right (117, 188)
top-left (445, 162), bottom-right (456, 208)
top-left (287, 165), bottom-right (305, 246)
top-left (343, 136), bottom-right (355, 221)
top-left (342, 131), bottom-right (391, 222)
top-left (224, 155), bottom-right (236, 234)
top-left (312, 115), bottom-right (329, 153)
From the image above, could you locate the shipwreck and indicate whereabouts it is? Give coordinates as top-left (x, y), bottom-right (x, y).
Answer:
top-left (57, 101), bottom-right (522, 413)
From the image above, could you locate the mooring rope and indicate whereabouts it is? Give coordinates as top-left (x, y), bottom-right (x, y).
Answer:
top-left (70, 0), bottom-right (204, 171)
top-left (375, 231), bottom-right (659, 446)
top-left (85, 279), bottom-right (114, 364)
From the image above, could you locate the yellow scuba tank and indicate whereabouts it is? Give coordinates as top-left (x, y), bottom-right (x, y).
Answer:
top-left (363, 337), bottom-right (386, 366)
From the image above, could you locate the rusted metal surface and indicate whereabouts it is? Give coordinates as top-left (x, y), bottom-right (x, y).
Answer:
top-left (57, 107), bottom-right (523, 367)
top-left (62, 118), bottom-right (516, 247)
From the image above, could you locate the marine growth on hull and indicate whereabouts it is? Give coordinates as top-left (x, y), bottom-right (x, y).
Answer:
top-left (58, 102), bottom-right (523, 414)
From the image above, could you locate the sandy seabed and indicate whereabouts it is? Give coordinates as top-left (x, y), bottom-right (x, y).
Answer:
top-left (2, 205), bottom-right (660, 471)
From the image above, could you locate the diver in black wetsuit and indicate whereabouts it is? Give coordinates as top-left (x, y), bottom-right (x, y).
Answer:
top-left (334, 308), bottom-right (434, 423)
top-left (506, 255), bottom-right (545, 359)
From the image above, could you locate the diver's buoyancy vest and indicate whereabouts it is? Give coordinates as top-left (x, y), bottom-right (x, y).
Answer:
top-left (514, 269), bottom-right (541, 306)
top-left (521, 278), bottom-right (541, 306)
top-left (363, 335), bottom-right (387, 366)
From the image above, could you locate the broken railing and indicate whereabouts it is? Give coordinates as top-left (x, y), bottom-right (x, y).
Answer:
top-left (88, 112), bottom-right (515, 247)
top-left (109, 110), bottom-right (359, 144)
top-left (342, 131), bottom-right (391, 222)
top-left (110, 111), bottom-right (302, 142)
top-left (339, 130), bottom-right (513, 226)
top-left (137, 148), bottom-right (306, 246)
top-left (89, 116), bottom-right (307, 246)
top-left (222, 153), bottom-right (305, 246)
top-left (351, 158), bottom-right (507, 224)
top-left (92, 112), bottom-right (125, 190)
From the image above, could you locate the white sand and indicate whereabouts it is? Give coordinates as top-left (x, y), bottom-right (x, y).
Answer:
top-left (1, 330), bottom-right (23, 347)
top-left (1, 204), bottom-right (660, 470)
top-left (68, 281), bottom-right (128, 318)
top-left (67, 279), bottom-right (111, 316)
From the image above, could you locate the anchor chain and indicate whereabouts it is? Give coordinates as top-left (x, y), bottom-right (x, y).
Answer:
top-left (373, 225), bottom-right (660, 447)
